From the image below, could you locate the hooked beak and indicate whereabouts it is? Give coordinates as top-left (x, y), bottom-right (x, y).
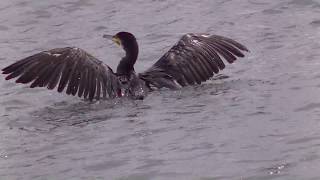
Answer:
top-left (103, 34), bottom-right (121, 46)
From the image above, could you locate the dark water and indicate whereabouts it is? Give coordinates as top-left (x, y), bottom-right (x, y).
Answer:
top-left (1, 0), bottom-right (320, 179)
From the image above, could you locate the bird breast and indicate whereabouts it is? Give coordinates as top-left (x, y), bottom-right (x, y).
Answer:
top-left (117, 73), bottom-right (148, 99)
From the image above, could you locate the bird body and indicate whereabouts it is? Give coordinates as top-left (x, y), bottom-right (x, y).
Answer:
top-left (2, 32), bottom-right (249, 101)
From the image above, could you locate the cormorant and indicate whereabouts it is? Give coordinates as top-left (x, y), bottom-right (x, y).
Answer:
top-left (2, 32), bottom-right (249, 101)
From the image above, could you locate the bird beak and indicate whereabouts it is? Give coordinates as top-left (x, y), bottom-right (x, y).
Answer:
top-left (103, 34), bottom-right (113, 39)
top-left (103, 34), bottom-right (121, 46)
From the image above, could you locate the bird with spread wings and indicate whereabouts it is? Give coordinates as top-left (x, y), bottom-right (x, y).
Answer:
top-left (2, 32), bottom-right (249, 101)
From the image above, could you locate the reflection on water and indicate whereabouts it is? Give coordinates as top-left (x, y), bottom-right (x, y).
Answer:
top-left (1, 0), bottom-right (320, 180)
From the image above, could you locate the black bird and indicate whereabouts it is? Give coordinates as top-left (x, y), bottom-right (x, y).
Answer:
top-left (2, 32), bottom-right (249, 101)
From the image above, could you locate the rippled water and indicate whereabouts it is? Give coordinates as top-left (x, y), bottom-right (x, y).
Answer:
top-left (1, 0), bottom-right (320, 179)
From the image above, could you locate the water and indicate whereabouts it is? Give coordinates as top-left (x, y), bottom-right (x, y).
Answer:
top-left (0, 0), bottom-right (320, 179)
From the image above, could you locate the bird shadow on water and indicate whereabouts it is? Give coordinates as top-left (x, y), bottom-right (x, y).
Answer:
top-left (6, 97), bottom-right (147, 133)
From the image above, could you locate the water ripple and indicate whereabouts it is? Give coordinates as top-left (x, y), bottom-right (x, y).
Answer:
top-left (0, 0), bottom-right (319, 180)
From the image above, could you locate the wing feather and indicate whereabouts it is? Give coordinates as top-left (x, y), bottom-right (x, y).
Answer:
top-left (47, 63), bottom-right (64, 90)
top-left (78, 67), bottom-right (88, 98)
top-left (2, 47), bottom-right (120, 101)
top-left (185, 47), bottom-right (212, 80)
top-left (96, 76), bottom-right (101, 100)
top-left (83, 67), bottom-right (92, 99)
top-left (139, 33), bottom-right (248, 89)
top-left (89, 71), bottom-right (97, 101)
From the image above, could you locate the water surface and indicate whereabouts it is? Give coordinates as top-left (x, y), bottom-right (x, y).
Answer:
top-left (1, 0), bottom-right (320, 179)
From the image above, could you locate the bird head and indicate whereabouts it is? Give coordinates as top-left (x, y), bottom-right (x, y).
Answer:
top-left (103, 32), bottom-right (139, 75)
top-left (103, 32), bottom-right (137, 52)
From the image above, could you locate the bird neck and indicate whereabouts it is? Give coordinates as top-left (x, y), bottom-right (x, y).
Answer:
top-left (116, 43), bottom-right (139, 75)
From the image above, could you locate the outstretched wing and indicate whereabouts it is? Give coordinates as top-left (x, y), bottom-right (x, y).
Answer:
top-left (139, 33), bottom-right (249, 89)
top-left (2, 47), bottom-right (120, 101)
